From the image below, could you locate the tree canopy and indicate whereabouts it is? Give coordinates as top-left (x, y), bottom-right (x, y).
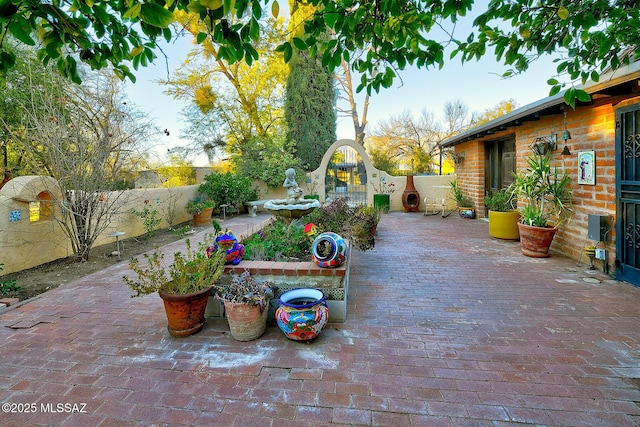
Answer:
top-left (1, 0), bottom-right (638, 106)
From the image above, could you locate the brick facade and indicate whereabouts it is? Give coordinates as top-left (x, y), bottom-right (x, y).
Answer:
top-left (453, 95), bottom-right (633, 274)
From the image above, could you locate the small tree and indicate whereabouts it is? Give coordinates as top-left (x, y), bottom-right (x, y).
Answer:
top-left (15, 65), bottom-right (158, 260)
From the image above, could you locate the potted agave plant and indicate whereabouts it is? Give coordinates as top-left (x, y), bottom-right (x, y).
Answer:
top-left (214, 271), bottom-right (276, 341)
top-left (123, 235), bottom-right (225, 337)
top-left (512, 152), bottom-right (571, 257)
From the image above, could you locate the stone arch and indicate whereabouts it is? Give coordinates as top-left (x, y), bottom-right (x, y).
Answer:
top-left (311, 139), bottom-right (378, 206)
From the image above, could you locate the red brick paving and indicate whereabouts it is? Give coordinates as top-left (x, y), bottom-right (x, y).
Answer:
top-left (1, 212), bottom-right (640, 426)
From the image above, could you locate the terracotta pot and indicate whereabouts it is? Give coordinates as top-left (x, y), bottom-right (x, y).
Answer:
top-left (517, 221), bottom-right (557, 257)
top-left (192, 207), bottom-right (213, 226)
top-left (488, 210), bottom-right (521, 240)
top-left (401, 176), bottom-right (420, 212)
top-left (159, 287), bottom-right (212, 337)
top-left (223, 300), bottom-right (268, 341)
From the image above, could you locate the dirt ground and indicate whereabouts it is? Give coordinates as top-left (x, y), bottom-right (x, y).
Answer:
top-left (0, 225), bottom-right (189, 302)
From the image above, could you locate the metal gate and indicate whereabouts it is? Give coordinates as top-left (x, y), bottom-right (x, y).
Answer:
top-left (616, 104), bottom-right (640, 286)
top-left (325, 145), bottom-right (367, 207)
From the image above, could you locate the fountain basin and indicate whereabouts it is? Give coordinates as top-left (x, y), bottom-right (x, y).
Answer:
top-left (264, 199), bottom-right (320, 219)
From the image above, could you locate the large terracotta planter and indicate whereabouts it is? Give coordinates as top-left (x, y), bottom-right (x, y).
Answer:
top-left (192, 207), bottom-right (213, 226)
top-left (517, 222), bottom-right (557, 258)
top-left (488, 210), bottom-right (521, 240)
top-left (159, 287), bottom-right (212, 337)
top-left (223, 300), bottom-right (268, 341)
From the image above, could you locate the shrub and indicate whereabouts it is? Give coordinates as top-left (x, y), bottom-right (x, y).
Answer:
top-left (243, 221), bottom-right (312, 261)
top-left (198, 172), bottom-right (259, 211)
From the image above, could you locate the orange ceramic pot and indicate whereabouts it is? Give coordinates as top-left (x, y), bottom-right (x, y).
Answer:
top-left (517, 222), bottom-right (557, 258)
top-left (192, 207), bottom-right (213, 226)
top-left (159, 287), bottom-right (212, 337)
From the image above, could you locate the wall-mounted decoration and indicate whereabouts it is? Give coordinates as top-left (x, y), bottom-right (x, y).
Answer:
top-left (578, 150), bottom-right (595, 185)
top-left (9, 210), bottom-right (22, 222)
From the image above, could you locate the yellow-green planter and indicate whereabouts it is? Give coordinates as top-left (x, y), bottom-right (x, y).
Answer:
top-left (488, 210), bottom-right (521, 240)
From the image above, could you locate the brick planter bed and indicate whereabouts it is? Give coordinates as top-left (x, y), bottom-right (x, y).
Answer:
top-left (205, 245), bottom-right (351, 323)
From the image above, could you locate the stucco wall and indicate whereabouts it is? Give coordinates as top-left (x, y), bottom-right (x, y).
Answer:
top-left (0, 144), bottom-right (457, 276)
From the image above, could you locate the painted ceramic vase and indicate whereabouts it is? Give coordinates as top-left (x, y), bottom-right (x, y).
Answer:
top-left (208, 231), bottom-right (244, 265)
top-left (311, 232), bottom-right (347, 268)
top-left (275, 288), bottom-right (329, 341)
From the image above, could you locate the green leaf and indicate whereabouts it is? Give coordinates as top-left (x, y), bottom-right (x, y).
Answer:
top-left (292, 37), bottom-right (306, 50)
top-left (324, 12), bottom-right (339, 29)
top-left (271, 0), bottom-right (279, 18)
top-left (575, 89), bottom-right (591, 102)
top-left (200, 0), bottom-right (223, 9)
top-left (123, 3), bottom-right (141, 19)
top-left (546, 78), bottom-right (558, 85)
top-left (8, 20), bottom-right (36, 46)
top-left (196, 32), bottom-right (207, 44)
top-left (139, 3), bottom-right (175, 27)
top-left (249, 17), bottom-right (259, 42)
top-left (563, 88), bottom-right (576, 109)
top-left (549, 84), bottom-right (561, 96)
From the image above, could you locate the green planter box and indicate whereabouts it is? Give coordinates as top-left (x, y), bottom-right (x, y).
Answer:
top-left (373, 194), bottom-right (390, 211)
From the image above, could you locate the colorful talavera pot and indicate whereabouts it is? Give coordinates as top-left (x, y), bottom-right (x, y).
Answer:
top-left (275, 288), bottom-right (329, 341)
top-left (311, 232), bottom-right (347, 268)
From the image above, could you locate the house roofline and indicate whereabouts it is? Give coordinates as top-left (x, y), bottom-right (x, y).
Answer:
top-left (440, 61), bottom-right (640, 148)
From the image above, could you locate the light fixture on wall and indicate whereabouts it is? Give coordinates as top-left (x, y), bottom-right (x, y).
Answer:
top-left (530, 134), bottom-right (556, 156)
top-left (560, 109), bottom-right (572, 156)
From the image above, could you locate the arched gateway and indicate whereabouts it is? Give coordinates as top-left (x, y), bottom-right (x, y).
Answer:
top-left (312, 139), bottom-right (376, 207)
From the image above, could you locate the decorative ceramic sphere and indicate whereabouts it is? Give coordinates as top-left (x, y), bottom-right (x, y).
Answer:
top-left (275, 288), bottom-right (329, 341)
top-left (209, 231), bottom-right (244, 265)
top-left (312, 232), bottom-right (347, 268)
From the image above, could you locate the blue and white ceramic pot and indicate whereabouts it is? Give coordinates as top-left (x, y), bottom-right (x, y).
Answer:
top-left (311, 232), bottom-right (347, 268)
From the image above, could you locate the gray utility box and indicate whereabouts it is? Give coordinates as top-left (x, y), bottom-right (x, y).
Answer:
top-left (587, 214), bottom-right (611, 242)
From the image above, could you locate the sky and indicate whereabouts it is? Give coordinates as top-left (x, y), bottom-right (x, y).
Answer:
top-left (122, 9), bottom-right (561, 167)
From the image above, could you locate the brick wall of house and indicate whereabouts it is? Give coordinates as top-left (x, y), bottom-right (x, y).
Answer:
top-left (454, 95), bottom-right (629, 274)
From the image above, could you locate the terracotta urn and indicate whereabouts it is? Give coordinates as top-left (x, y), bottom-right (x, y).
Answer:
top-left (401, 176), bottom-right (420, 212)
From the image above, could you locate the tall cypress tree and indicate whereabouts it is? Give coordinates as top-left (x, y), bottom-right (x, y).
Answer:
top-left (285, 52), bottom-right (336, 171)
top-left (285, 0), bottom-right (336, 172)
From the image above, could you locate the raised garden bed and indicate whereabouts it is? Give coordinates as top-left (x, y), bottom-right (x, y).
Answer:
top-left (205, 244), bottom-right (351, 323)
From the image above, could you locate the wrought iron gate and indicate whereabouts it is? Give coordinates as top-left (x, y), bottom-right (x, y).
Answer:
top-left (325, 145), bottom-right (367, 207)
top-left (616, 104), bottom-right (640, 286)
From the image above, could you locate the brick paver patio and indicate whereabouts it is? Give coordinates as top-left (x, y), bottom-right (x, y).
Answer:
top-left (1, 212), bottom-right (639, 426)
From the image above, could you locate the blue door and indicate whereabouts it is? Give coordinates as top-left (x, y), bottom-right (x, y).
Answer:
top-left (616, 104), bottom-right (640, 286)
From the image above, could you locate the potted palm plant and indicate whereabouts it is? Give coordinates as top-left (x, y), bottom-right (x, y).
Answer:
top-left (123, 235), bottom-right (226, 337)
top-left (484, 186), bottom-right (520, 240)
top-left (213, 271), bottom-right (276, 341)
top-left (512, 152), bottom-right (571, 257)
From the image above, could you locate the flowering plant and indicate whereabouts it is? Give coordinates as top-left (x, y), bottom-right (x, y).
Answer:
top-left (373, 177), bottom-right (396, 195)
